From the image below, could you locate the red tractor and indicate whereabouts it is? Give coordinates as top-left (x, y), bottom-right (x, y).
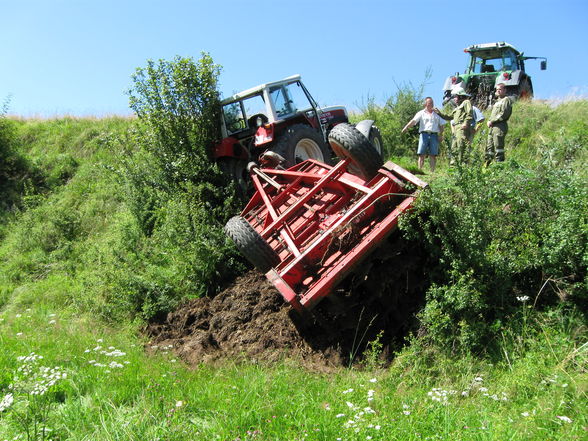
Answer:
top-left (213, 75), bottom-right (383, 191)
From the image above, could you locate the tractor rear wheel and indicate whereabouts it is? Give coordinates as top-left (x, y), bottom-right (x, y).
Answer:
top-left (272, 124), bottom-right (332, 167)
top-left (328, 123), bottom-right (383, 180)
top-left (224, 216), bottom-right (280, 273)
top-left (518, 78), bottom-right (533, 100)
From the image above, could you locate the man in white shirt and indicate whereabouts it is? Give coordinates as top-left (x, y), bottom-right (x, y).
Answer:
top-left (402, 97), bottom-right (446, 172)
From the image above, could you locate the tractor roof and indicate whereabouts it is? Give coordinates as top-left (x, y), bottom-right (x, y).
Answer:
top-left (465, 42), bottom-right (522, 56)
top-left (221, 74), bottom-right (301, 105)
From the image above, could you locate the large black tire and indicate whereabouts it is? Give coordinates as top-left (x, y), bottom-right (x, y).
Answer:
top-left (328, 123), bottom-right (383, 180)
top-left (519, 78), bottom-right (533, 100)
top-left (272, 124), bottom-right (332, 167)
top-left (224, 216), bottom-right (280, 273)
top-left (507, 77), bottom-right (533, 101)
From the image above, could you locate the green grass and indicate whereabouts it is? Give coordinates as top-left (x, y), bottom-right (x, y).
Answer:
top-left (0, 303), bottom-right (585, 440)
top-left (0, 102), bottom-right (587, 439)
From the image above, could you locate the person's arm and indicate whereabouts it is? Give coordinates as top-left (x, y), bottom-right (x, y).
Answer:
top-left (401, 119), bottom-right (416, 133)
top-left (402, 112), bottom-right (420, 133)
top-left (433, 107), bottom-right (452, 121)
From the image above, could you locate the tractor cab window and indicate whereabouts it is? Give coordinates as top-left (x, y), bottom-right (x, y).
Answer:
top-left (469, 50), bottom-right (519, 74)
top-left (222, 102), bottom-right (245, 134)
top-left (222, 94), bottom-right (267, 134)
top-left (270, 82), bottom-right (313, 118)
top-left (500, 50), bottom-right (518, 71)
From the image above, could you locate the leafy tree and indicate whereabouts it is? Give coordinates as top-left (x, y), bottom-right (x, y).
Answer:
top-left (116, 54), bottom-right (244, 319)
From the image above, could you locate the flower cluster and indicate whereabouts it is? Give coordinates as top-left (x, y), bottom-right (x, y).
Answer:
top-left (11, 352), bottom-right (67, 397)
top-left (331, 378), bottom-right (382, 438)
top-left (85, 339), bottom-right (130, 371)
top-left (460, 376), bottom-right (508, 401)
top-left (427, 387), bottom-right (457, 405)
top-left (0, 393), bottom-right (14, 412)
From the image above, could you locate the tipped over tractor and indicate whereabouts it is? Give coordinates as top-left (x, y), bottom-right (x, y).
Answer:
top-left (213, 75), bottom-right (383, 195)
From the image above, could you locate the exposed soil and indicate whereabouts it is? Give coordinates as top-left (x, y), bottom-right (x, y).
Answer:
top-left (146, 236), bottom-right (430, 370)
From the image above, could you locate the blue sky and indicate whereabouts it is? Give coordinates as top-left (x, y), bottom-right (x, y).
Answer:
top-left (2, 0), bottom-right (587, 117)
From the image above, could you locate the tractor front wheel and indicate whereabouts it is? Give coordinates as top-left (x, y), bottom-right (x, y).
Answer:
top-left (272, 124), bottom-right (332, 167)
top-left (368, 125), bottom-right (384, 159)
top-left (218, 157), bottom-right (250, 200)
top-left (224, 216), bottom-right (280, 273)
top-left (328, 123), bottom-right (383, 180)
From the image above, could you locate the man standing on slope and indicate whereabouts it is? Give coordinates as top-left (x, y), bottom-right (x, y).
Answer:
top-left (434, 88), bottom-right (473, 165)
top-left (401, 97), bottom-right (446, 173)
top-left (486, 83), bottom-right (513, 163)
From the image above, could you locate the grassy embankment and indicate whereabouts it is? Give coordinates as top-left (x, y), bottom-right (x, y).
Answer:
top-left (0, 100), bottom-right (586, 440)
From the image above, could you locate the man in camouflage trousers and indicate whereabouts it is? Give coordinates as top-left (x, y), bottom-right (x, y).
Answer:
top-left (486, 83), bottom-right (513, 163)
top-left (434, 88), bottom-right (473, 165)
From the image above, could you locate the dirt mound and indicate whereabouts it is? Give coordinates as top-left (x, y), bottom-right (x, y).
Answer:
top-left (146, 236), bottom-right (429, 369)
top-left (145, 271), bottom-right (346, 369)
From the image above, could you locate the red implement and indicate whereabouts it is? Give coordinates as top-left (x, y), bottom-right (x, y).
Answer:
top-left (228, 157), bottom-right (427, 313)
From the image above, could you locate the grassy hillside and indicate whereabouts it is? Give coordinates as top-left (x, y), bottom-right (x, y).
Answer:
top-left (0, 97), bottom-right (586, 440)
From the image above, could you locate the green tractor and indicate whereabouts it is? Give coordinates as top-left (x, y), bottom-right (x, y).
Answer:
top-left (442, 42), bottom-right (547, 108)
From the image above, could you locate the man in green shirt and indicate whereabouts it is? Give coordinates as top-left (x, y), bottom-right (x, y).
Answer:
top-left (486, 83), bottom-right (513, 163)
top-left (434, 88), bottom-right (473, 165)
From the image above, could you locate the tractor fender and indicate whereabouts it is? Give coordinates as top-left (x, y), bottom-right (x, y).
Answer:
top-left (495, 70), bottom-right (524, 87)
top-left (354, 119), bottom-right (376, 140)
top-left (442, 76), bottom-right (467, 96)
top-left (442, 76), bottom-right (455, 92)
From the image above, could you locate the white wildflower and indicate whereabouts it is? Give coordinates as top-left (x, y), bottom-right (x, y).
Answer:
top-left (0, 393), bottom-right (14, 412)
top-left (556, 415), bottom-right (572, 423)
top-left (521, 412), bottom-right (530, 417)
top-left (369, 378), bottom-right (377, 383)
top-left (342, 388), bottom-right (354, 394)
top-left (517, 296), bottom-right (530, 302)
top-left (335, 413), bottom-right (345, 418)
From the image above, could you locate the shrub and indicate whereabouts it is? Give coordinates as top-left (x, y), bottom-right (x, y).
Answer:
top-left (118, 54), bottom-right (244, 319)
top-left (402, 159), bottom-right (587, 353)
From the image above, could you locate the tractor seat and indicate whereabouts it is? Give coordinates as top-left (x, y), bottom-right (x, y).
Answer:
top-left (247, 113), bottom-right (269, 129)
top-left (482, 65), bottom-right (495, 73)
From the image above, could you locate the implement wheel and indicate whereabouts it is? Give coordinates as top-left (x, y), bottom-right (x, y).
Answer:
top-left (224, 216), bottom-right (280, 273)
top-left (368, 125), bottom-right (384, 159)
top-left (328, 123), bottom-right (383, 180)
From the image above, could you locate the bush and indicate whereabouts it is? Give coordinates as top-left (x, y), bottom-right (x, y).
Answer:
top-left (0, 101), bottom-right (40, 217)
top-left (402, 159), bottom-right (587, 353)
top-left (118, 54), bottom-right (244, 319)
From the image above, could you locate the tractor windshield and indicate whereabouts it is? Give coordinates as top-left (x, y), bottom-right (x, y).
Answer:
top-left (270, 81), bottom-right (313, 118)
top-left (467, 49), bottom-right (519, 74)
top-left (222, 94), bottom-right (267, 134)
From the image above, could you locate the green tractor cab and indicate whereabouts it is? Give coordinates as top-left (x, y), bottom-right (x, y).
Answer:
top-left (442, 42), bottom-right (547, 108)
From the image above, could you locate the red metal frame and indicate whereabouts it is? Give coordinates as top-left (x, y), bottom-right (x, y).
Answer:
top-left (240, 159), bottom-right (427, 312)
